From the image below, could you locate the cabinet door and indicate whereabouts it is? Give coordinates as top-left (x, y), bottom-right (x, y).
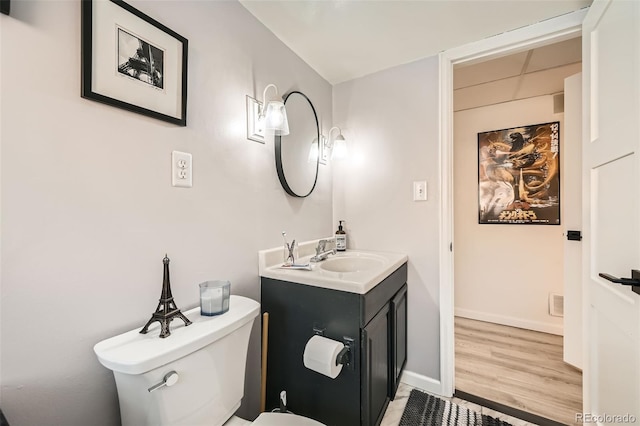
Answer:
top-left (361, 304), bottom-right (390, 426)
top-left (390, 284), bottom-right (407, 399)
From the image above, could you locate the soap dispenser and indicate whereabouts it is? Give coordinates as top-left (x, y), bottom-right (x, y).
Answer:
top-left (336, 220), bottom-right (347, 252)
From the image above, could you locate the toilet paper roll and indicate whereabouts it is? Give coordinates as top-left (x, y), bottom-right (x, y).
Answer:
top-left (303, 335), bottom-right (344, 379)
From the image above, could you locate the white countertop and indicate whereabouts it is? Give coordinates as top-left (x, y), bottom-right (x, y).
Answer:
top-left (258, 238), bottom-right (407, 294)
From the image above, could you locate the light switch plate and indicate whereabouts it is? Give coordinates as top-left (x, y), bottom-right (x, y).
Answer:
top-left (172, 151), bottom-right (192, 188)
top-left (413, 181), bottom-right (427, 201)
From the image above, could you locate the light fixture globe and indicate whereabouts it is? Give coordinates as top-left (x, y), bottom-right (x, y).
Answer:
top-left (264, 99), bottom-right (289, 135)
top-left (332, 134), bottom-right (348, 159)
top-left (328, 126), bottom-right (348, 160)
top-left (308, 138), bottom-right (320, 163)
top-left (256, 84), bottom-right (290, 136)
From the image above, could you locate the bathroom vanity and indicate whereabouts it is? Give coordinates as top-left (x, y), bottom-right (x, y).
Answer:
top-left (258, 243), bottom-right (408, 426)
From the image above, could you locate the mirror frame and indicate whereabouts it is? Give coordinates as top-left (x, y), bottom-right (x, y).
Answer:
top-left (275, 91), bottom-right (320, 198)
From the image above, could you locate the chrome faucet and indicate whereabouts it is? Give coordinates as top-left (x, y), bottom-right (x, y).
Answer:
top-left (310, 239), bottom-right (336, 263)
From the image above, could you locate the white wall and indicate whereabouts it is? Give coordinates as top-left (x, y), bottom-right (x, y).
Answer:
top-left (454, 95), bottom-right (565, 334)
top-left (333, 56), bottom-right (442, 384)
top-left (0, 2), bottom-right (333, 425)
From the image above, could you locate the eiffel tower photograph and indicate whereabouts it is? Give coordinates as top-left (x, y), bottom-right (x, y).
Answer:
top-left (117, 28), bottom-right (164, 89)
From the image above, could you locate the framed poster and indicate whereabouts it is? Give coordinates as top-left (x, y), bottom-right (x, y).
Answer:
top-left (478, 121), bottom-right (560, 225)
top-left (81, 0), bottom-right (188, 126)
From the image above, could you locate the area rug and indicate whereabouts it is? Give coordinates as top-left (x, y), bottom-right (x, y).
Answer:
top-left (399, 389), bottom-right (513, 426)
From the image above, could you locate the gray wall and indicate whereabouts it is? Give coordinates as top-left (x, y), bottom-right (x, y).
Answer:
top-left (0, 1), bottom-right (333, 425)
top-left (333, 56), bottom-right (441, 381)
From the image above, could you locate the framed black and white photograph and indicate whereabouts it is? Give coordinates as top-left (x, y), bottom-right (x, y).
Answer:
top-left (0, 0), bottom-right (10, 15)
top-left (81, 0), bottom-right (188, 126)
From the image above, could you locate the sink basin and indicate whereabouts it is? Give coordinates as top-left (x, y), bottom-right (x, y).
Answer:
top-left (319, 254), bottom-right (385, 273)
top-left (259, 241), bottom-right (408, 294)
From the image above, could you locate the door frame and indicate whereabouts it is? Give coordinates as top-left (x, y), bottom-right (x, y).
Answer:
top-left (438, 9), bottom-right (587, 397)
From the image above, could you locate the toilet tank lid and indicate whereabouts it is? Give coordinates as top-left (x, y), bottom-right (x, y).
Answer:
top-left (253, 413), bottom-right (325, 426)
top-left (94, 295), bottom-right (259, 375)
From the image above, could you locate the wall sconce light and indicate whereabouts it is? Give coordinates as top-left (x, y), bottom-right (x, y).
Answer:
top-left (308, 137), bottom-right (320, 163)
top-left (327, 126), bottom-right (348, 160)
top-left (246, 84), bottom-right (289, 143)
top-left (310, 127), bottom-right (348, 164)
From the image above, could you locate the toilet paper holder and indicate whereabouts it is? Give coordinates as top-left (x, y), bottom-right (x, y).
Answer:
top-left (313, 326), bottom-right (354, 370)
top-left (312, 326), bottom-right (326, 336)
top-left (336, 337), bottom-right (354, 370)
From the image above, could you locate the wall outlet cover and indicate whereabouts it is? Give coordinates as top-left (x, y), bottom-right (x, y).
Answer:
top-left (172, 151), bottom-right (192, 188)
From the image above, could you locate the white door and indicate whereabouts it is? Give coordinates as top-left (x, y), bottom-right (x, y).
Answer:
top-left (582, 0), bottom-right (640, 421)
top-left (563, 73), bottom-right (583, 370)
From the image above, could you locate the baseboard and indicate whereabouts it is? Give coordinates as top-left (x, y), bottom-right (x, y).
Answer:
top-left (455, 308), bottom-right (563, 336)
top-left (400, 370), bottom-right (443, 396)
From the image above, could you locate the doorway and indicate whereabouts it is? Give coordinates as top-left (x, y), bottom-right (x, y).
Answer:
top-left (450, 39), bottom-right (583, 424)
top-left (437, 6), bottom-right (587, 420)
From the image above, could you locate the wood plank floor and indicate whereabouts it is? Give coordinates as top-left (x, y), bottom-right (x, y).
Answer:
top-left (455, 317), bottom-right (583, 425)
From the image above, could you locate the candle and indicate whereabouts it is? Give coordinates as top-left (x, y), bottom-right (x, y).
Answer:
top-left (199, 280), bottom-right (230, 316)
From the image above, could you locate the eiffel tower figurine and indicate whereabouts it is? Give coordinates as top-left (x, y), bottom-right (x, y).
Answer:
top-left (140, 254), bottom-right (192, 338)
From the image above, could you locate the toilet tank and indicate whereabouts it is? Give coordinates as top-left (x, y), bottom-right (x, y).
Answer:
top-left (94, 295), bottom-right (260, 426)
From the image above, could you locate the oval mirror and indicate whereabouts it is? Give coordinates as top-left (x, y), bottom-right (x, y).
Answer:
top-left (275, 91), bottom-right (319, 198)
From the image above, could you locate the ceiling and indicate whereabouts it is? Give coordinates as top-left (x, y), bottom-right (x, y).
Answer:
top-left (239, 0), bottom-right (592, 85)
top-left (454, 36), bottom-right (582, 111)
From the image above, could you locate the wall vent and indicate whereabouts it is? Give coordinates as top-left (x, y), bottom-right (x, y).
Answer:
top-left (549, 293), bottom-right (564, 317)
top-left (553, 93), bottom-right (565, 113)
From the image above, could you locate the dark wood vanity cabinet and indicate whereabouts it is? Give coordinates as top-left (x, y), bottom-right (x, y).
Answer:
top-left (260, 263), bottom-right (407, 426)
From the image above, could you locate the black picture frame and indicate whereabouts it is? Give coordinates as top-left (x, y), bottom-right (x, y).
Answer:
top-left (81, 0), bottom-right (188, 126)
top-left (0, 0), bottom-right (10, 15)
top-left (478, 121), bottom-right (560, 225)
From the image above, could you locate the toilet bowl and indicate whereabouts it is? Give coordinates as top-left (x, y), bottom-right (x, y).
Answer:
top-left (94, 295), bottom-right (324, 426)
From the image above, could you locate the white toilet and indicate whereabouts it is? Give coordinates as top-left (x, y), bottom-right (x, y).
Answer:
top-left (94, 295), bottom-right (324, 426)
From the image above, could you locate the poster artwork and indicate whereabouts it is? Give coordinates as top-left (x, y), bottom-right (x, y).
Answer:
top-left (478, 122), bottom-right (560, 225)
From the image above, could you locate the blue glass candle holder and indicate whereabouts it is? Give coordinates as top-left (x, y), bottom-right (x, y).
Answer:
top-left (199, 280), bottom-right (230, 316)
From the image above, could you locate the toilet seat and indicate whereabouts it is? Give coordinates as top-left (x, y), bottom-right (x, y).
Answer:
top-left (253, 412), bottom-right (325, 426)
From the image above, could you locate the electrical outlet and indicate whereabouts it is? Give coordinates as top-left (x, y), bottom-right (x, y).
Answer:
top-left (413, 180), bottom-right (427, 201)
top-left (172, 151), bottom-right (192, 188)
